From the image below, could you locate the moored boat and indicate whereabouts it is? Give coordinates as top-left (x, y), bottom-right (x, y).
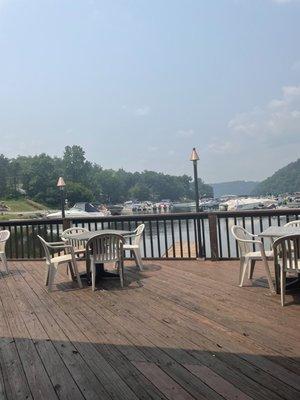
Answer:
top-left (46, 202), bottom-right (110, 218)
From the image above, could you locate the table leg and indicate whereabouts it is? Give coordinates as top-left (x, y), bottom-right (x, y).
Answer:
top-left (81, 259), bottom-right (119, 285)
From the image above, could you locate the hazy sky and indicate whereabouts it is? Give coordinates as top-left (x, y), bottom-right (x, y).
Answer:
top-left (0, 0), bottom-right (299, 183)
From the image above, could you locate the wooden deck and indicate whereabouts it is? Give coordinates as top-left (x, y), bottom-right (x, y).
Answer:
top-left (0, 259), bottom-right (299, 400)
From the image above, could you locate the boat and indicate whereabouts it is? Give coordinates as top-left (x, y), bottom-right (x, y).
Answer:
top-left (46, 202), bottom-right (110, 219)
top-left (122, 200), bottom-right (154, 213)
top-left (172, 202), bottom-right (196, 212)
top-left (199, 198), bottom-right (220, 211)
top-left (286, 193), bottom-right (300, 209)
top-left (155, 199), bottom-right (173, 212)
top-left (107, 204), bottom-right (124, 215)
top-left (219, 197), bottom-right (278, 211)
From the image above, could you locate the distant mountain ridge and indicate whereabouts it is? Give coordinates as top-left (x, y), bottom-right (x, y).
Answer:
top-left (253, 158), bottom-right (300, 195)
top-left (211, 181), bottom-right (259, 197)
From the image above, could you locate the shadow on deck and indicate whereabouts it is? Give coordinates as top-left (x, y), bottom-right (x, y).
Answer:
top-left (0, 259), bottom-right (299, 399)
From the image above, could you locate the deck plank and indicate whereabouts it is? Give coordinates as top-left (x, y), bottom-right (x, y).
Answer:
top-left (0, 259), bottom-right (299, 400)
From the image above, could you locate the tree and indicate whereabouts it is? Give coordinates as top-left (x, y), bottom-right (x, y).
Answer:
top-left (63, 145), bottom-right (88, 184)
top-left (20, 154), bottom-right (60, 205)
top-left (0, 154), bottom-right (9, 197)
top-left (65, 181), bottom-right (94, 204)
top-left (128, 183), bottom-right (151, 201)
top-left (0, 146), bottom-right (214, 205)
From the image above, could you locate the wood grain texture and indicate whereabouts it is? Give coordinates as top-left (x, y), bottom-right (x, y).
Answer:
top-left (0, 258), bottom-right (299, 400)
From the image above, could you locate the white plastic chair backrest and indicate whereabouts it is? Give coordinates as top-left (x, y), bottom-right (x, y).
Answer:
top-left (231, 225), bottom-right (254, 256)
top-left (284, 220), bottom-right (300, 228)
top-left (61, 227), bottom-right (88, 249)
top-left (0, 230), bottom-right (10, 253)
top-left (86, 233), bottom-right (125, 263)
top-left (37, 235), bottom-right (52, 264)
top-left (132, 224), bottom-right (145, 246)
top-left (273, 234), bottom-right (300, 271)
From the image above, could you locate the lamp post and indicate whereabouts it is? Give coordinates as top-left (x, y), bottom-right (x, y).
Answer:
top-left (190, 147), bottom-right (200, 212)
top-left (57, 177), bottom-right (66, 219)
top-left (190, 147), bottom-right (202, 258)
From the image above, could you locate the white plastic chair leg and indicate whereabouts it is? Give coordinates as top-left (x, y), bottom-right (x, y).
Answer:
top-left (248, 260), bottom-right (256, 279)
top-left (119, 261), bottom-right (124, 288)
top-left (91, 261), bottom-right (96, 291)
top-left (0, 253), bottom-right (8, 273)
top-left (134, 249), bottom-right (143, 271)
top-left (238, 257), bottom-right (244, 285)
top-left (262, 255), bottom-right (275, 293)
top-left (48, 264), bottom-right (57, 292)
top-left (45, 265), bottom-right (50, 286)
top-left (280, 269), bottom-right (286, 307)
top-left (71, 256), bottom-right (82, 288)
top-left (239, 258), bottom-right (249, 287)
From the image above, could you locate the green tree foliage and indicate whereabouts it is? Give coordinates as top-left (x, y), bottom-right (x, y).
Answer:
top-left (18, 154), bottom-right (61, 205)
top-left (0, 155), bottom-right (9, 197)
top-left (189, 179), bottom-right (214, 199)
top-left (63, 145), bottom-right (88, 184)
top-left (65, 181), bottom-right (94, 204)
top-left (253, 158), bottom-right (300, 195)
top-left (0, 145), bottom-right (213, 205)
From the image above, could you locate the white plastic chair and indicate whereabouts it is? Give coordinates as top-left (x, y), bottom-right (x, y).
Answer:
top-left (231, 225), bottom-right (275, 292)
top-left (123, 224), bottom-right (145, 271)
top-left (0, 230), bottom-right (10, 273)
top-left (284, 220), bottom-right (300, 228)
top-left (86, 233), bottom-right (125, 291)
top-left (37, 235), bottom-right (82, 291)
top-left (273, 234), bottom-right (300, 306)
top-left (61, 227), bottom-right (89, 257)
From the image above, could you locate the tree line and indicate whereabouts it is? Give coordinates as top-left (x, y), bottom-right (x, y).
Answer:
top-left (0, 145), bottom-right (213, 206)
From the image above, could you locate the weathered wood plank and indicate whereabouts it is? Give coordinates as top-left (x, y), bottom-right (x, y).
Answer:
top-left (0, 259), bottom-right (299, 400)
top-left (0, 273), bottom-right (57, 400)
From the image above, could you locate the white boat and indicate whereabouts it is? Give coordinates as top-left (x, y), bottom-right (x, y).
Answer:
top-left (286, 193), bottom-right (300, 209)
top-left (46, 202), bottom-right (110, 219)
top-left (154, 200), bottom-right (173, 212)
top-left (219, 197), bottom-right (277, 211)
top-left (199, 198), bottom-right (220, 210)
top-left (123, 200), bottom-right (154, 213)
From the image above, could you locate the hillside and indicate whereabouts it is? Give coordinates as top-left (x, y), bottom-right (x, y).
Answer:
top-left (211, 181), bottom-right (259, 197)
top-left (253, 159), bottom-right (300, 195)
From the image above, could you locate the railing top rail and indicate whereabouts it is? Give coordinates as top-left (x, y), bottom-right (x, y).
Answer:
top-left (0, 218), bottom-right (63, 227)
top-left (0, 207), bottom-right (299, 226)
top-left (210, 208), bottom-right (300, 218)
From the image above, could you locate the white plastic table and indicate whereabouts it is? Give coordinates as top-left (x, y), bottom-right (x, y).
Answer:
top-left (258, 226), bottom-right (300, 239)
top-left (68, 229), bottom-right (131, 283)
top-left (258, 226), bottom-right (300, 294)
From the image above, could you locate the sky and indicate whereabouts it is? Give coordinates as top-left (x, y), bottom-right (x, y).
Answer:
top-left (0, 0), bottom-right (300, 183)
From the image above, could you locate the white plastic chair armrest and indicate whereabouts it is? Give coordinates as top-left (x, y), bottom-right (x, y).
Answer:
top-left (47, 243), bottom-right (74, 250)
top-left (235, 238), bottom-right (262, 245)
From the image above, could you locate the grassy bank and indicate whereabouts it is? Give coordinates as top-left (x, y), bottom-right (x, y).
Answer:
top-left (0, 198), bottom-right (47, 212)
top-left (0, 199), bottom-right (48, 221)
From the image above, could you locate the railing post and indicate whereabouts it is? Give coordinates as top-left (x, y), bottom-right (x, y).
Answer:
top-left (196, 216), bottom-right (204, 259)
top-left (208, 213), bottom-right (219, 260)
top-left (62, 218), bottom-right (71, 231)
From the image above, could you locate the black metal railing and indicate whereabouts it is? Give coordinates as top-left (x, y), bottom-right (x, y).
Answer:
top-left (72, 212), bottom-right (207, 259)
top-left (1, 209), bottom-right (299, 260)
top-left (214, 209), bottom-right (300, 259)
